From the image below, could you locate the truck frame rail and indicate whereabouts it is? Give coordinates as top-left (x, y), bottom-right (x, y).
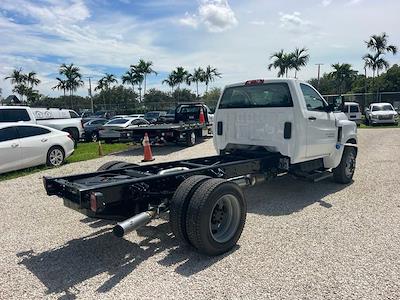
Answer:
top-left (44, 151), bottom-right (282, 221)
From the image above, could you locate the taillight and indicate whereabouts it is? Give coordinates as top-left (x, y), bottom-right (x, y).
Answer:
top-left (81, 119), bottom-right (84, 128)
top-left (90, 192), bottom-right (104, 212)
top-left (67, 133), bottom-right (74, 141)
top-left (245, 79), bottom-right (264, 85)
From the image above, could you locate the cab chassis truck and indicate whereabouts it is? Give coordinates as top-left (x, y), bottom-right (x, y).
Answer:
top-left (44, 79), bottom-right (358, 256)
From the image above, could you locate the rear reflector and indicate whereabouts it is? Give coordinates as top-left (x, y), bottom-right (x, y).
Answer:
top-left (245, 79), bottom-right (264, 85)
top-left (90, 192), bottom-right (104, 212)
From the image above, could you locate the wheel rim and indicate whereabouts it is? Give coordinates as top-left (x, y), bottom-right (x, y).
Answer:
top-left (49, 149), bottom-right (64, 166)
top-left (92, 132), bottom-right (98, 142)
top-left (209, 194), bottom-right (241, 243)
top-left (190, 132), bottom-right (196, 145)
top-left (345, 150), bottom-right (356, 178)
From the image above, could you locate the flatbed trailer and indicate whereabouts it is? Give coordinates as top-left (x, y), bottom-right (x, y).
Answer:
top-left (44, 150), bottom-right (284, 255)
top-left (119, 122), bottom-right (211, 146)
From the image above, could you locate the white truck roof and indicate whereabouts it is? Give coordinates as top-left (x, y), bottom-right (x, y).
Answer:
top-left (224, 78), bottom-right (304, 89)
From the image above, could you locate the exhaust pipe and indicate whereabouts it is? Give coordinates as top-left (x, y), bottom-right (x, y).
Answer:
top-left (228, 174), bottom-right (265, 187)
top-left (113, 210), bottom-right (156, 238)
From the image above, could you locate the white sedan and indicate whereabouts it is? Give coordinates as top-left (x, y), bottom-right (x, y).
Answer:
top-left (99, 117), bottom-right (149, 143)
top-left (0, 124), bottom-right (75, 174)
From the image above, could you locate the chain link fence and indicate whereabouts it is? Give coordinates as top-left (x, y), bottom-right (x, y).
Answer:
top-left (323, 92), bottom-right (400, 112)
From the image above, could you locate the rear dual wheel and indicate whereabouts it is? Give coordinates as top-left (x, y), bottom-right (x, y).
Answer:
top-left (170, 177), bottom-right (246, 256)
top-left (97, 160), bottom-right (138, 171)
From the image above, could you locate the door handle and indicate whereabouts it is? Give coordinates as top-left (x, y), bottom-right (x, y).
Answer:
top-left (41, 138), bottom-right (48, 142)
top-left (308, 116), bottom-right (317, 121)
top-left (11, 143), bottom-right (19, 148)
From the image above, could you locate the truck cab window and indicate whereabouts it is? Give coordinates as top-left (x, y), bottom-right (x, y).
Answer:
top-left (300, 84), bottom-right (326, 111)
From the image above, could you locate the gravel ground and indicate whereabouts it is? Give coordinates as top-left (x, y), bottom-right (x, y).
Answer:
top-left (0, 130), bottom-right (400, 300)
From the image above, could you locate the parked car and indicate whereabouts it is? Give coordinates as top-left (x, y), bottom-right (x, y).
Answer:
top-left (343, 102), bottom-right (362, 125)
top-left (99, 117), bottom-right (150, 143)
top-left (158, 109), bottom-right (176, 123)
top-left (0, 106), bottom-right (84, 146)
top-left (129, 114), bottom-right (144, 118)
top-left (365, 103), bottom-right (398, 125)
top-left (143, 111), bottom-right (167, 123)
top-left (93, 111), bottom-right (116, 119)
top-left (0, 124), bottom-right (74, 174)
top-left (83, 118), bottom-right (108, 142)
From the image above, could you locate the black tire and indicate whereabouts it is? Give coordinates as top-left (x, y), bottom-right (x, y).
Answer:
top-left (64, 128), bottom-right (79, 148)
top-left (91, 131), bottom-right (99, 142)
top-left (333, 146), bottom-right (357, 184)
top-left (46, 146), bottom-right (65, 167)
top-left (186, 131), bottom-right (196, 147)
top-left (97, 161), bottom-right (138, 171)
top-left (186, 178), bottom-right (246, 256)
top-left (170, 175), bottom-right (211, 245)
top-left (97, 161), bottom-right (123, 171)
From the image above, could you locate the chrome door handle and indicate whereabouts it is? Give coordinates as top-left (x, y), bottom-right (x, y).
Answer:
top-left (11, 143), bottom-right (19, 148)
top-left (41, 138), bottom-right (48, 142)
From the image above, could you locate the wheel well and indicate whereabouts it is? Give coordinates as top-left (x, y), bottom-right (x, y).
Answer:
top-left (63, 127), bottom-right (79, 139)
top-left (345, 138), bottom-right (357, 154)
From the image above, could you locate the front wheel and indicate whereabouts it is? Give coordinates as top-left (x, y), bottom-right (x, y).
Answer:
top-left (186, 178), bottom-right (246, 256)
top-left (333, 146), bottom-right (357, 184)
top-left (46, 146), bottom-right (65, 167)
top-left (186, 131), bottom-right (196, 147)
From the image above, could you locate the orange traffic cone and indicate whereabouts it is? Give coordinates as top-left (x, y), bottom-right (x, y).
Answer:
top-left (142, 133), bottom-right (155, 162)
top-left (199, 108), bottom-right (205, 124)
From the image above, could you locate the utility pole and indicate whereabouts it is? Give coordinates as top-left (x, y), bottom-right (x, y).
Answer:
top-left (87, 76), bottom-right (94, 113)
top-left (315, 63), bottom-right (324, 89)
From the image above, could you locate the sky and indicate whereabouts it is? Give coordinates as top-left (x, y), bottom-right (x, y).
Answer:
top-left (0, 0), bottom-right (399, 97)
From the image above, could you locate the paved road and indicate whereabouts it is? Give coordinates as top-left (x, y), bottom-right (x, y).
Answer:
top-left (0, 130), bottom-right (399, 299)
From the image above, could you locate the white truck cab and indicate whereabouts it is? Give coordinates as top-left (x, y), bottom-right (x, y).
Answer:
top-left (214, 79), bottom-right (357, 182)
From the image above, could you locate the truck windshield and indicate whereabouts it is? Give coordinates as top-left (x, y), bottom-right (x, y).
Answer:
top-left (372, 105), bottom-right (393, 111)
top-left (219, 83), bottom-right (293, 109)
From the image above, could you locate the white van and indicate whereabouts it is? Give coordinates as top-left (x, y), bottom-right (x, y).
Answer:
top-left (343, 102), bottom-right (362, 125)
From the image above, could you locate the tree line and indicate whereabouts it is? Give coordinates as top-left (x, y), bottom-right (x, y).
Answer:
top-left (3, 32), bottom-right (399, 110)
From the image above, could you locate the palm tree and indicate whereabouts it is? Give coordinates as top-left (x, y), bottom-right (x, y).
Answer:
top-left (121, 69), bottom-right (141, 93)
top-left (129, 65), bottom-right (145, 102)
top-left (52, 77), bottom-right (68, 97)
top-left (363, 53), bottom-right (378, 78)
top-left (4, 68), bottom-right (27, 101)
top-left (366, 33), bottom-right (397, 56)
top-left (4, 68), bottom-right (26, 85)
top-left (329, 63), bottom-right (358, 94)
top-left (26, 71), bottom-right (40, 87)
top-left (186, 67), bottom-right (205, 97)
top-left (291, 48), bottom-right (309, 78)
top-left (203, 65), bottom-right (221, 93)
top-left (95, 74), bottom-right (117, 108)
top-left (172, 67), bottom-right (189, 90)
top-left (135, 59), bottom-right (157, 95)
top-left (162, 74), bottom-right (177, 94)
top-left (268, 50), bottom-right (294, 78)
top-left (59, 63), bottom-right (83, 107)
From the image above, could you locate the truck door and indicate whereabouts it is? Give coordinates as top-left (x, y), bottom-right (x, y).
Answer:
top-left (300, 84), bottom-right (337, 158)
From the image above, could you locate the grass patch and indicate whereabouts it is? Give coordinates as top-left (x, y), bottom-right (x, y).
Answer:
top-left (0, 142), bottom-right (133, 182)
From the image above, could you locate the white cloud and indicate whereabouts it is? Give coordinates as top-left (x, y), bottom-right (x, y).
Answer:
top-left (179, 0), bottom-right (238, 33)
top-left (250, 20), bottom-right (265, 26)
top-left (279, 12), bottom-right (312, 33)
top-left (179, 12), bottom-right (199, 28)
top-left (321, 0), bottom-right (332, 7)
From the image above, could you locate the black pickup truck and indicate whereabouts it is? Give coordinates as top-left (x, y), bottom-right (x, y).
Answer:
top-left (120, 103), bottom-right (213, 146)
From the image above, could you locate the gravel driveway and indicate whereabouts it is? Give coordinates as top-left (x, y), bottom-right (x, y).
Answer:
top-left (0, 130), bottom-right (399, 299)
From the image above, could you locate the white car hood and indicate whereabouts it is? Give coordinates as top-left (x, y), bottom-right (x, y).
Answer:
top-left (370, 111), bottom-right (397, 116)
